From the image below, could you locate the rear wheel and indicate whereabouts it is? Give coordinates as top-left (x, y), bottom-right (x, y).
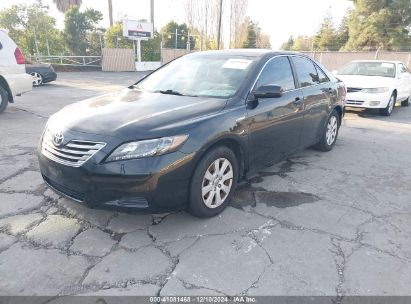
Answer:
top-left (0, 86), bottom-right (9, 114)
top-left (31, 72), bottom-right (43, 87)
top-left (188, 146), bottom-right (238, 218)
top-left (315, 110), bottom-right (340, 152)
top-left (380, 93), bottom-right (396, 116)
top-left (401, 97), bottom-right (410, 107)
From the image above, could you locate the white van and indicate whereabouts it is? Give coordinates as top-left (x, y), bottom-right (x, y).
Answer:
top-left (0, 29), bottom-right (32, 113)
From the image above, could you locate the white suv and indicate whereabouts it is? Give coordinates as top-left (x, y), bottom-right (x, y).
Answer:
top-left (0, 29), bottom-right (32, 113)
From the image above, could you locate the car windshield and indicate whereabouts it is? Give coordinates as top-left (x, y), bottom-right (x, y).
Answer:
top-left (135, 54), bottom-right (257, 98)
top-left (339, 62), bottom-right (396, 78)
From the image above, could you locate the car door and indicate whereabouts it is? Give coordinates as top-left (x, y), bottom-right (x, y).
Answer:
top-left (246, 56), bottom-right (305, 171)
top-left (290, 56), bottom-right (333, 148)
top-left (397, 63), bottom-right (411, 100)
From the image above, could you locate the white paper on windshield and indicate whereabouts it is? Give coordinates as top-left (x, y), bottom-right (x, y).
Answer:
top-left (381, 63), bottom-right (393, 68)
top-left (223, 59), bottom-right (252, 70)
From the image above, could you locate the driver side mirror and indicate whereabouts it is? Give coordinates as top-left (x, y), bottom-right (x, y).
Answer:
top-left (254, 85), bottom-right (283, 99)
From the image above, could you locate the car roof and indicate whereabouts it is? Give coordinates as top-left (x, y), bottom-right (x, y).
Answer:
top-left (188, 49), bottom-right (300, 58)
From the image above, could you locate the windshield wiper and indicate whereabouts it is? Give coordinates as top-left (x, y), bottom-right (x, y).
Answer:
top-left (157, 89), bottom-right (184, 96)
top-left (155, 89), bottom-right (198, 97)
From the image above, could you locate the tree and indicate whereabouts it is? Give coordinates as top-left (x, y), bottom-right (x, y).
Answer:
top-left (313, 12), bottom-right (339, 51)
top-left (336, 11), bottom-right (350, 50)
top-left (345, 0), bottom-right (411, 50)
top-left (160, 21), bottom-right (196, 49)
top-left (281, 36), bottom-right (295, 51)
top-left (0, 1), bottom-right (64, 56)
top-left (87, 28), bottom-right (105, 55)
top-left (141, 33), bottom-right (162, 61)
top-left (52, 0), bottom-right (82, 13)
top-left (292, 36), bottom-right (314, 51)
top-left (241, 18), bottom-right (270, 49)
top-left (257, 32), bottom-right (271, 49)
top-left (243, 19), bottom-right (257, 48)
top-left (104, 22), bottom-right (133, 49)
top-left (182, 0), bottom-right (222, 50)
top-left (229, 0), bottom-right (248, 48)
top-left (63, 6), bottom-right (103, 55)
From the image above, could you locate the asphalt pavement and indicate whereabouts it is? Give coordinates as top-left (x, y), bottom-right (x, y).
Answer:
top-left (0, 71), bottom-right (410, 299)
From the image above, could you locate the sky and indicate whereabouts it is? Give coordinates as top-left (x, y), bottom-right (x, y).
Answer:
top-left (0, 0), bottom-right (353, 49)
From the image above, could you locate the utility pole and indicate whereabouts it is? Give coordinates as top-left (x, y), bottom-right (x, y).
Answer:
top-left (217, 0), bottom-right (223, 50)
top-left (150, 0), bottom-right (155, 29)
top-left (108, 0), bottom-right (113, 26)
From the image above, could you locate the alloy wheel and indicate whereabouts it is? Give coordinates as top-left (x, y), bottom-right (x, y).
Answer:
top-left (31, 72), bottom-right (43, 86)
top-left (201, 158), bottom-right (234, 208)
top-left (326, 116), bottom-right (338, 146)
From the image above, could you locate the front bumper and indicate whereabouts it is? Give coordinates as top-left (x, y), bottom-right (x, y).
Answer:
top-left (345, 91), bottom-right (391, 109)
top-left (38, 141), bottom-right (196, 213)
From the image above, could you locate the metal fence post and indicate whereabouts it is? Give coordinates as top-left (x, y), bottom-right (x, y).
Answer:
top-left (374, 48), bottom-right (380, 60)
top-left (174, 29), bottom-right (178, 58)
top-left (160, 40), bottom-right (163, 65)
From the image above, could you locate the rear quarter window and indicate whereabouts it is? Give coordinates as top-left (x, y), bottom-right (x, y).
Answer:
top-left (0, 41), bottom-right (3, 50)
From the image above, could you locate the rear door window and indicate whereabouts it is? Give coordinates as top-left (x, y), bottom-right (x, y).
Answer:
top-left (399, 63), bottom-right (409, 74)
top-left (292, 56), bottom-right (320, 88)
top-left (256, 56), bottom-right (296, 91)
top-left (316, 66), bottom-right (329, 83)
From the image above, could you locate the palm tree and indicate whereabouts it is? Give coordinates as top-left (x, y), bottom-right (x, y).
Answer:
top-left (52, 0), bottom-right (82, 13)
top-left (108, 0), bottom-right (113, 26)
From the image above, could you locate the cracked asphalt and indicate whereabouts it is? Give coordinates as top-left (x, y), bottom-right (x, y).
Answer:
top-left (0, 72), bottom-right (410, 299)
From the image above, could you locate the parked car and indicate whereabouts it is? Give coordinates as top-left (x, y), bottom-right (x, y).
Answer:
top-left (38, 50), bottom-right (346, 218)
top-left (336, 60), bottom-right (411, 116)
top-left (26, 62), bottom-right (57, 86)
top-left (0, 29), bottom-right (32, 113)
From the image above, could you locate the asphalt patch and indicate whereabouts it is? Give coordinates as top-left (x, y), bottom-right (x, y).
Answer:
top-left (231, 190), bottom-right (320, 210)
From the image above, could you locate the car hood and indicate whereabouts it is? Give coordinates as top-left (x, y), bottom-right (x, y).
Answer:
top-left (337, 75), bottom-right (396, 89)
top-left (47, 88), bottom-right (228, 140)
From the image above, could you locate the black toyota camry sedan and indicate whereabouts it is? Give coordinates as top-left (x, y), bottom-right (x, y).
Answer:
top-left (38, 50), bottom-right (345, 218)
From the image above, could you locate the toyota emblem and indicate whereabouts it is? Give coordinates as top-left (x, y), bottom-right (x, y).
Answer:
top-left (53, 132), bottom-right (64, 147)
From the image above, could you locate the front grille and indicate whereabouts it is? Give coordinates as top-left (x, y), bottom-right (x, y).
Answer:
top-left (346, 100), bottom-right (365, 105)
top-left (43, 175), bottom-right (85, 202)
top-left (347, 87), bottom-right (363, 93)
top-left (41, 130), bottom-right (106, 167)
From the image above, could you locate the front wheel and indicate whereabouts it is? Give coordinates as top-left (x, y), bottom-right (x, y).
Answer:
top-left (401, 97), bottom-right (410, 107)
top-left (188, 146), bottom-right (238, 218)
top-left (315, 110), bottom-right (340, 152)
top-left (380, 93), bottom-right (396, 116)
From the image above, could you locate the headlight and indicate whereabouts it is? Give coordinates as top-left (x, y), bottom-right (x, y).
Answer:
top-left (106, 135), bottom-right (188, 162)
top-left (362, 87), bottom-right (389, 94)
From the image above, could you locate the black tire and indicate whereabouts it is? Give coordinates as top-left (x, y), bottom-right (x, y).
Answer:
top-left (380, 93), bottom-right (396, 116)
top-left (188, 146), bottom-right (238, 218)
top-left (0, 86), bottom-right (9, 114)
top-left (401, 97), bottom-right (410, 107)
top-left (314, 110), bottom-right (340, 152)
